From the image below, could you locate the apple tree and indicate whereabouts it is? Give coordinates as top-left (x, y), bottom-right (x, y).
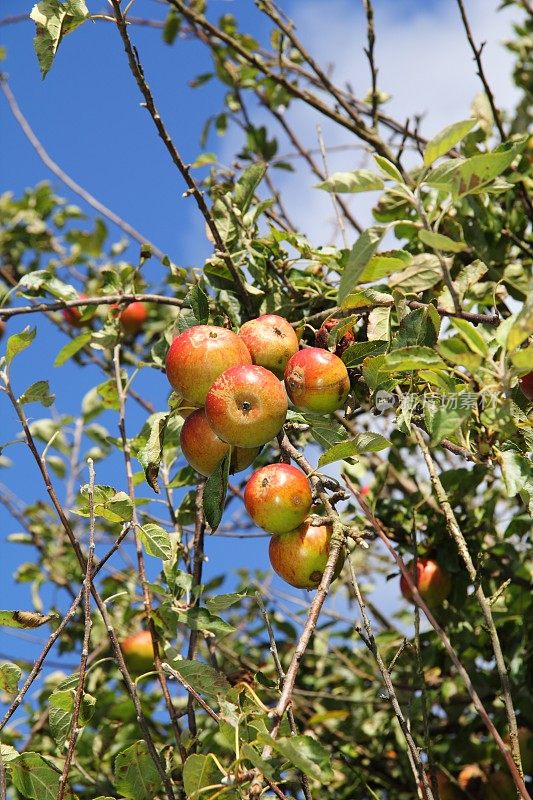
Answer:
top-left (0, 1), bottom-right (531, 799)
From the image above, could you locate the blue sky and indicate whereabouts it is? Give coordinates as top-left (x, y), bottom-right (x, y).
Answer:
top-left (0, 0), bottom-right (520, 693)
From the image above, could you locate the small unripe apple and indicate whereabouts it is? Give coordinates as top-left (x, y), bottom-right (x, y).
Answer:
top-left (62, 294), bottom-right (91, 327)
top-left (166, 325), bottom-right (251, 407)
top-left (180, 408), bottom-right (259, 477)
top-left (269, 520), bottom-right (343, 589)
top-left (238, 314), bottom-right (299, 378)
top-left (400, 558), bottom-right (451, 607)
top-left (116, 302), bottom-right (148, 335)
top-left (206, 364), bottom-right (288, 448)
top-left (519, 371), bottom-right (533, 401)
top-left (119, 630), bottom-right (155, 676)
top-left (244, 463), bottom-right (313, 534)
top-left (284, 347), bottom-right (350, 414)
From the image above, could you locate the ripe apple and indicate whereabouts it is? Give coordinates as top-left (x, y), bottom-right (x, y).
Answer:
top-left (519, 371), bottom-right (533, 401)
top-left (62, 294), bottom-right (91, 327)
top-left (400, 558), bottom-right (451, 607)
top-left (269, 520), bottom-right (343, 589)
top-left (165, 325), bottom-right (251, 407)
top-left (180, 408), bottom-right (259, 477)
top-left (205, 364), bottom-right (288, 448)
top-left (315, 318), bottom-right (355, 357)
top-left (284, 347), bottom-right (350, 413)
top-left (238, 314), bottom-right (299, 378)
top-left (119, 630), bottom-right (155, 676)
top-left (116, 301), bottom-right (148, 335)
top-left (244, 463), bottom-right (313, 534)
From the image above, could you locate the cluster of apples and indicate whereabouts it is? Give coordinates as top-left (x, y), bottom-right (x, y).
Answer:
top-left (166, 315), bottom-right (351, 589)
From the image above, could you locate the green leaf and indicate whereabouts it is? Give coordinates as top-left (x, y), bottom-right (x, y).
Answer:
top-left (507, 293), bottom-right (533, 352)
top-left (205, 591), bottom-right (250, 614)
top-left (511, 348), bottom-right (533, 370)
top-left (77, 484), bottom-right (133, 522)
top-left (6, 326), bottom-right (36, 366)
top-left (389, 254), bottom-right (442, 292)
top-left (357, 250), bottom-right (411, 283)
top-left (139, 523), bottom-right (172, 560)
top-left (11, 753), bottom-right (63, 800)
top-left (0, 661), bottom-right (21, 694)
top-left (392, 307), bottom-right (440, 350)
top-left (178, 607), bottom-right (234, 636)
top-left (49, 687), bottom-right (95, 747)
top-left (136, 412), bottom-right (170, 493)
top-left (367, 306), bottom-right (391, 342)
top-left (338, 226), bottom-right (386, 303)
top-left (342, 340), bottom-right (389, 366)
top-left (30, 0), bottom-right (89, 79)
top-left (171, 659), bottom-right (230, 698)
top-left (382, 346), bottom-right (445, 372)
top-left (234, 162), bottom-right (267, 213)
top-left (423, 119), bottom-right (477, 166)
top-left (186, 284), bottom-right (209, 324)
top-left (183, 754), bottom-right (223, 799)
top-left (315, 169), bottom-right (383, 193)
top-left (373, 155), bottom-right (404, 183)
top-left (114, 741), bottom-right (162, 800)
top-left (300, 413), bottom-right (347, 450)
top-left (500, 449), bottom-right (532, 498)
top-left (203, 451), bottom-right (230, 532)
top-left (18, 380), bottom-right (55, 408)
top-left (0, 610), bottom-right (57, 628)
top-left (54, 332), bottom-right (92, 366)
top-left (428, 401), bottom-right (474, 445)
top-left (449, 318), bottom-right (488, 356)
top-left (418, 229), bottom-right (467, 253)
top-left (257, 733), bottom-right (333, 782)
top-left (318, 433), bottom-right (391, 466)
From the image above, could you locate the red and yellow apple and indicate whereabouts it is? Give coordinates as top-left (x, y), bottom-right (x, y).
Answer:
top-left (284, 347), bottom-right (350, 413)
top-left (119, 630), bottom-right (155, 676)
top-left (205, 364), bottom-right (288, 448)
top-left (62, 294), bottom-right (91, 327)
top-left (519, 371), bottom-right (533, 401)
top-left (180, 408), bottom-right (259, 477)
top-left (269, 520), bottom-right (343, 589)
top-left (238, 314), bottom-right (299, 378)
top-left (244, 463), bottom-right (313, 534)
top-left (165, 325), bottom-right (252, 407)
top-left (400, 558), bottom-right (451, 607)
top-left (315, 317), bottom-right (355, 357)
top-left (116, 301), bottom-right (148, 335)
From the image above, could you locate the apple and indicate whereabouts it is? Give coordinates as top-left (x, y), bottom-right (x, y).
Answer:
top-left (315, 318), bottom-right (355, 357)
top-left (269, 520), bottom-right (343, 589)
top-left (284, 347), bottom-right (350, 414)
top-left (205, 364), bottom-right (288, 448)
top-left (165, 325), bottom-right (252, 407)
top-left (180, 408), bottom-right (259, 477)
top-left (400, 558), bottom-right (451, 607)
top-left (116, 301), bottom-right (148, 335)
top-left (458, 764), bottom-right (485, 794)
top-left (519, 371), bottom-right (533, 401)
top-left (238, 314), bottom-right (299, 378)
top-left (244, 463), bottom-right (313, 534)
top-left (62, 294), bottom-right (91, 327)
top-left (119, 630), bottom-right (155, 676)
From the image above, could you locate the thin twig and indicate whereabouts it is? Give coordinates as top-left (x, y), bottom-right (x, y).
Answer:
top-left (57, 459), bottom-right (96, 800)
top-left (411, 427), bottom-right (524, 781)
top-left (108, 0), bottom-right (253, 315)
top-left (362, 0), bottom-right (379, 130)
top-left (0, 292), bottom-right (185, 319)
top-left (0, 77), bottom-right (166, 262)
top-left (343, 476), bottom-right (530, 800)
top-left (186, 481), bottom-right (206, 747)
top-left (344, 549), bottom-right (434, 800)
top-left (316, 124), bottom-right (348, 247)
